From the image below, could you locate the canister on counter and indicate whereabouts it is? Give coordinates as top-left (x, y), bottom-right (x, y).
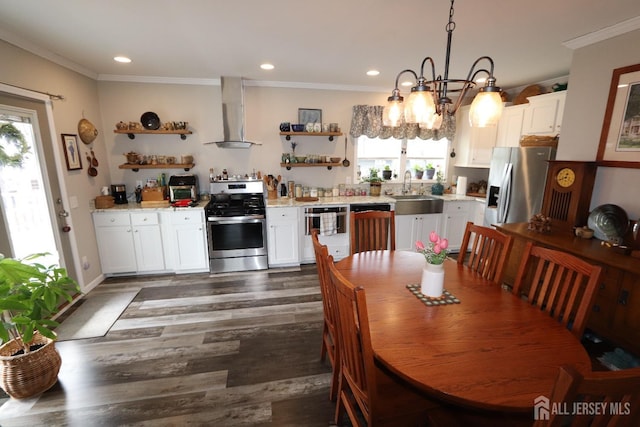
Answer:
top-left (295, 184), bottom-right (303, 198)
top-left (288, 181), bottom-right (295, 198)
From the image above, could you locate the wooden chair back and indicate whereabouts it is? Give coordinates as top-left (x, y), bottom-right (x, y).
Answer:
top-left (349, 210), bottom-right (396, 255)
top-left (310, 229), bottom-right (340, 401)
top-left (458, 221), bottom-right (513, 285)
top-left (512, 242), bottom-right (602, 339)
top-left (534, 364), bottom-right (640, 426)
top-left (327, 258), bottom-right (378, 426)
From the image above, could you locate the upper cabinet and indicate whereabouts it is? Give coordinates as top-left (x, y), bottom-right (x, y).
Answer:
top-left (453, 105), bottom-right (498, 168)
top-left (521, 91), bottom-right (566, 136)
top-left (495, 104), bottom-right (527, 147)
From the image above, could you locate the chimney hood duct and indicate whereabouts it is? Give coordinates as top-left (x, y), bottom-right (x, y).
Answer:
top-left (212, 77), bottom-right (260, 148)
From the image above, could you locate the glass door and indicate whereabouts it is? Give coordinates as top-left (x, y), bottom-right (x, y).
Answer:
top-left (0, 105), bottom-right (59, 266)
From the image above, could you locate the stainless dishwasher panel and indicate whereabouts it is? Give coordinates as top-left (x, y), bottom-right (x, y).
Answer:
top-left (304, 206), bottom-right (348, 235)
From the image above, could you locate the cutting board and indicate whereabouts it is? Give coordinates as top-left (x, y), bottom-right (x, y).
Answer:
top-left (141, 200), bottom-right (170, 208)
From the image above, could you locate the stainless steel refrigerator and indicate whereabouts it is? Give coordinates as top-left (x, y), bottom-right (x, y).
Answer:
top-left (484, 147), bottom-right (556, 226)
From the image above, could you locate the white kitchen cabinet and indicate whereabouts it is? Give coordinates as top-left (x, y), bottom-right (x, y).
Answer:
top-left (267, 207), bottom-right (300, 267)
top-left (442, 201), bottom-right (472, 252)
top-left (93, 211), bottom-right (165, 274)
top-left (395, 214), bottom-right (442, 252)
top-left (454, 105), bottom-right (498, 168)
top-left (472, 199), bottom-right (486, 227)
top-left (495, 104), bottom-right (527, 147)
top-left (130, 212), bottom-right (165, 272)
top-left (522, 91), bottom-right (565, 136)
top-left (164, 210), bottom-right (208, 273)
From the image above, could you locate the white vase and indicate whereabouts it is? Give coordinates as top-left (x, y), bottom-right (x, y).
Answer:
top-left (421, 262), bottom-right (444, 297)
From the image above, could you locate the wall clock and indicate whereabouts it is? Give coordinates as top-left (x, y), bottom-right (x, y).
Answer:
top-left (541, 161), bottom-right (597, 232)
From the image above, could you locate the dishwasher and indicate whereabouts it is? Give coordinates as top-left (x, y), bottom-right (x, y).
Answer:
top-left (349, 203), bottom-right (391, 212)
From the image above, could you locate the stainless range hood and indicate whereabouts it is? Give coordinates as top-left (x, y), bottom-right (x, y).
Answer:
top-left (212, 77), bottom-right (260, 148)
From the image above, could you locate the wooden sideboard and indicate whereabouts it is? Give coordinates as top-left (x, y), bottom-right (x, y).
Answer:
top-left (495, 222), bottom-right (640, 356)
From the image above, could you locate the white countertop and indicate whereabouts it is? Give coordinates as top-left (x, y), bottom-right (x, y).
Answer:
top-left (266, 193), bottom-right (485, 208)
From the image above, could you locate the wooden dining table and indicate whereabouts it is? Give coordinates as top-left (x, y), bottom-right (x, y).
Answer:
top-left (334, 250), bottom-right (592, 414)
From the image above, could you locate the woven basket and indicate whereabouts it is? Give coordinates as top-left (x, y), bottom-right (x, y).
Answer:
top-left (0, 332), bottom-right (61, 399)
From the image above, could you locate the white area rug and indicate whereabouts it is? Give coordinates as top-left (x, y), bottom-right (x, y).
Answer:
top-left (55, 291), bottom-right (139, 341)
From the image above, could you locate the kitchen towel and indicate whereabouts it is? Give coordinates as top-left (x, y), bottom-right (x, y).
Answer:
top-left (456, 176), bottom-right (467, 195)
top-left (320, 212), bottom-right (337, 236)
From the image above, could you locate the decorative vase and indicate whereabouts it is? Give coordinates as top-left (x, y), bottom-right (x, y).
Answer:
top-left (369, 182), bottom-right (382, 196)
top-left (431, 183), bottom-right (444, 195)
top-left (421, 262), bottom-right (444, 297)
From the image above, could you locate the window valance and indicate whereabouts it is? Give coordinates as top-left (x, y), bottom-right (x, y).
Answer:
top-left (348, 105), bottom-right (455, 140)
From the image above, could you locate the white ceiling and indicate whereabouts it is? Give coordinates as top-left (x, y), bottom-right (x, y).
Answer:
top-left (1, 0), bottom-right (640, 92)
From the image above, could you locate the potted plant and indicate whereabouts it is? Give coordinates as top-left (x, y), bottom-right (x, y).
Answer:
top-left (0, 253), bottom-right (79, 399)
top-left (413, 163), bottom-right (424, 180)
top-left (366, 168), bottom-right (383, 196)
top-left (382, 165), bottom-right (392, 180)
top-left (431, 171), bottom-right (445, 195)
top-left (425, 163), bottom-right (436, 180)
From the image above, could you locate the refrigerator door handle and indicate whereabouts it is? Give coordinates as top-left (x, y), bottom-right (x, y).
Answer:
top-left (497, 163), bottom-right (513, 223)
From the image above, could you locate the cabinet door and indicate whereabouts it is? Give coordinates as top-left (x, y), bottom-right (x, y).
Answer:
top-left (496, 105), bottom-right (526, 147)
top-left (454, 105), bottom-right (497, 167)
top-left (267, 207), bottom-right (300, 266)
top-left (167, 211), bottom-right (208, 272)
top-left (132, 225), bottom-right (165, 272)
top-left (522, 92), bottom-right (565, 135)
top-left (93, 212), bottom-right (137, 274)
top-left (443, 202), bottom-right (471, 252)
top-left (395, 215), bottom-right (421, 251)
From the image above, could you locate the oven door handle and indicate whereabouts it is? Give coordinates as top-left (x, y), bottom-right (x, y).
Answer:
top-left (209, 218), bottom-right (264, 225)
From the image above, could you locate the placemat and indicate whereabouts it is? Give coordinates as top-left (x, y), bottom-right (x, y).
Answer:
top-left (406, 284), bottom-right (460, 306)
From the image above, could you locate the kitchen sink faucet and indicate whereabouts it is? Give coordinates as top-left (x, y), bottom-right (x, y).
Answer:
top-left (402, 170), bottom-right (412, 195)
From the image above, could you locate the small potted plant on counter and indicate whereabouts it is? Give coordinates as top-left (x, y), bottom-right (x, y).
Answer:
top-left (366, 167), bottom-right (383, 196)
top-left (0, 253), bottom-right (80, 399)
top-left (413, 163), bottom-right (424, 180)
top-left (426, 163), bottom-right (436, 180)
top-left (382, 165), bottom-right (392, 180)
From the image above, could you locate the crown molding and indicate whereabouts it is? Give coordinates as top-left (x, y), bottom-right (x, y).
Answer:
top-left (563, 15), bottom-right (640, 50)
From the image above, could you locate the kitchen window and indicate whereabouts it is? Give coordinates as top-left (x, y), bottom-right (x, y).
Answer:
top-left (355, 136), bottom-right (448, 181)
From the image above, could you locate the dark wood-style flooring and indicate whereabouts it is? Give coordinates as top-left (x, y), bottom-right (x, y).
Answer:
top-left (0, 266), bottom-right (338, 426)
top-left (0, 262), bottom-right (618, 426)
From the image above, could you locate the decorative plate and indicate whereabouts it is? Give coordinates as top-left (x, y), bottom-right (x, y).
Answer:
top-left (140, 112), bottom-right (161, 130)
top-left (587, 204), bottom-right (629, 242)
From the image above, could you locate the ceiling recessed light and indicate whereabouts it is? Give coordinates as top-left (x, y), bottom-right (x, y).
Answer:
top-left (366, 70), bottom-right (380, 76)
top-left (114, 56), bottom-right (131, 63)
top-left (260, 63), bottom-right (275, 70)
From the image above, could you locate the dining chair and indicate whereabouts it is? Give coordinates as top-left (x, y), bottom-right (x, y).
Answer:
top-left (534, 364), bottom-right (640, 426)
top-left (349, 210), bottom-right (396, 255)
top-left (457, 221), bottom-right (513, 285)
top-left (310, 228), bottom-right (340, 401)
top-left (327, 258), bottom-right (436, 426)
top-left (512, 241), bottom-right (602, 339)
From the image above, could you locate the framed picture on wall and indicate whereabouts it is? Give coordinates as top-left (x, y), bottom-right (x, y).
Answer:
top-left (61, 134), bottom-right (82, 170)
top-left (597, 63), bottom-right (640, 168)
top-left (298, 108), bottom-right (322, 125)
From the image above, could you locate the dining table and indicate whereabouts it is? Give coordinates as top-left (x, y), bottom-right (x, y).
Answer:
top-left (334, 250), bottom-right (592, 414)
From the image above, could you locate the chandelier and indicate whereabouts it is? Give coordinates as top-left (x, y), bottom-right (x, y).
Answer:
top-left (383, 0), bottom-right (503, 130)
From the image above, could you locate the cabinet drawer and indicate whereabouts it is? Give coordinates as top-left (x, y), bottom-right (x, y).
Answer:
top-left (444, 201), bottom-right (470, 213)
top-left (93, 212), bottom-right (130, 227)
top-left (268, 208), bottom-right (298, 222)
top-left (131, 212), bottom-right (160, 226)
top-left (170, 210), bottom-right (203, 225)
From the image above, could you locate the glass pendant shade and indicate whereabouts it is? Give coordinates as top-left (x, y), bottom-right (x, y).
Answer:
top-left (419, 112), bottom-right (443, 130)
top-left (405, 90), bottom-right (436, 127)
top-left (383, 99), bottom-right (404, 127)
top-left (468, 91), bottom-right (504, 127)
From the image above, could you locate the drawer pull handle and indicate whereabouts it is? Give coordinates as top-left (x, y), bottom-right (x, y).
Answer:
top-left (618, 290), bottom-right (629, 306)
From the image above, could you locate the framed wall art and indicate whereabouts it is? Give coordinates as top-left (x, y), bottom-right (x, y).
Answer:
top-left (597, 63), bottom-right (640, 168)
top-left (298, 108), bottom-right (322, 125)
top-left (61, 133), bottom-right (82, 170)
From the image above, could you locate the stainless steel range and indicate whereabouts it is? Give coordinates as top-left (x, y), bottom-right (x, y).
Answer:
top-left (206, 179), bottom-right (268, 273)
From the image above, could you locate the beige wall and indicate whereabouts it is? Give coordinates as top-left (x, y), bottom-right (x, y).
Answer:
top-left (0, 40), bottom-right (109, 290)
top-left (559, 28), bottom-right (640, 218)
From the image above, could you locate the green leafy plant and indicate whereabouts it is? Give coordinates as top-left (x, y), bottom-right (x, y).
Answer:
top-left (435, 171), bottom-right (444, 183)
top-left (365, 167), bottom-right (383, 182)
top-left (0, 253), bottom-right (79, 353)
top-left (413, 163), bottom-right (424, 172)
top-left (426, 163), bottom-right (435, 170)
top-left (383, 165), bottom-right (391, 171)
